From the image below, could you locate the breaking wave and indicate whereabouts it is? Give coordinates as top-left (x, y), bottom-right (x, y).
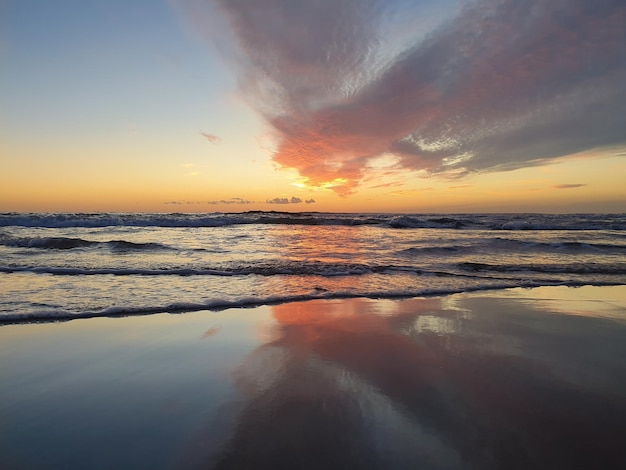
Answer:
top-left (3, 279), bottom-right (621, 325)
top-left (0, 262), bottom-right (431, 277)
top-left (458, 262), bottom-right (626, 275)
top-left (0, 235), bottom-right (171, 251)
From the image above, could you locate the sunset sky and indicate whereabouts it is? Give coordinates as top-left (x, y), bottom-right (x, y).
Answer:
top-left (2, 0), bottom-right (625, 213)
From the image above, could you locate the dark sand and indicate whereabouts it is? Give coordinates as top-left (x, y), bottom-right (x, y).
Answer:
top-left (1, 286), bottom-right (625, 469)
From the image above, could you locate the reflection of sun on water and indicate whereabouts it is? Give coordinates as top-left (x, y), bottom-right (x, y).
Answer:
top-left (263, 224), bottom-right (369, 264)
top-left (414, 315), bottom-right (458, 335)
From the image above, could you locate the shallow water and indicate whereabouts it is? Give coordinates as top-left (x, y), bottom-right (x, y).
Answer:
top-left (1, 212), bottom-right (625, 322)
top-left (1, 286), bottom-right (625, 469)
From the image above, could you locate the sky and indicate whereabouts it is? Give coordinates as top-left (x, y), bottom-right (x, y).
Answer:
top-left (1, 0), bottom-right (625, 213)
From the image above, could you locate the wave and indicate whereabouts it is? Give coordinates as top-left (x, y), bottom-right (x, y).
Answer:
top-left (4, 261), bottom-right (624, 283)
top-left (486, 218), bottom-right (626, 231)
top-left (387, 216), bottom-right (467, 229)
top-left (399, 246), bottom-right (464, 255)
top-left (1, 236), bottom-right (97, 250)
top-left (107, 240), bottom-right (170, 251)
top-left (1, 212), bottom-right (624, 230)
top-left (487, 237), bottom-right (626, 253)
top-left (0, 213), bottom-right (246, 228)
top-left (0, 262), bottom-right (431, 277)
top-left (0, 235), bottom-right (171, 251)
top-left (3, 280), bottom-right (623, 325)
top-left (4, 233), bottom-right (624, 257)
top-left (458, 262), bottom-right (626, 275)
top-left (399, 239), bottom-right (626, 257)
top-left (0, 262), bottom-right (541, 279)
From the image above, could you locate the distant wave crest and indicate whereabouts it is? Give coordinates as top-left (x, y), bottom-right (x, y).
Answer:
top-left (1, 212), bottom-right (624, 230)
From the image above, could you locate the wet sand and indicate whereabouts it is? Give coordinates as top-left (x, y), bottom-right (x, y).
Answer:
top-left (1, 285), bottom-right (625, 469)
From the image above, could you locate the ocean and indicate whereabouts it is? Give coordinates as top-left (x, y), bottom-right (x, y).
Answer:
top-left (1, 211), bottom-right (625, 323)
top-left (3, 211), bottom-right (626, 469)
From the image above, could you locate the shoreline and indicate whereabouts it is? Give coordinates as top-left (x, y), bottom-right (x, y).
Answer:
top-left (2, 285), bottom-right (625, 469)
top-left (2, 282), bottom-right (624, 325)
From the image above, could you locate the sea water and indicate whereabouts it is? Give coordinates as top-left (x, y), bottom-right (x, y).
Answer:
top-left (1, 212), bottom-right (625, 322)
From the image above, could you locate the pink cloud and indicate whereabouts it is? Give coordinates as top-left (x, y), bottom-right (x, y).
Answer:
top-left (183, 0), bottom-right (626, 195)
top-left (200, 132), bottom-right (222, 144)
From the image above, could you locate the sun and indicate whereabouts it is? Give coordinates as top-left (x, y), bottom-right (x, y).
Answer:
top-left (290, 177), bottom-right (349, 192)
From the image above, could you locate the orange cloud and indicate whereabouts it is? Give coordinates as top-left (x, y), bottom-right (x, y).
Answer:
top-left (192, 0), bottom-right (626, 195)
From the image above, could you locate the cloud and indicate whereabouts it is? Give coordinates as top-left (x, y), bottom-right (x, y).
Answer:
top-left (167, 196), bottom-right (315, 206)
top-left (165, 198), bottom-right (255, 205)
top-left (183, 0), bottom-right (626, 195)
top-left (164, 201), bottom-right (205, 205)
top-left (207, 197), bottom-right (254, 204)
top-left (266, 196), bottom-right (315, 204)
top-left (553, 184), bottom-right (587, 189)
top-left (389, 189), bottom-right (426, 197)
top-left (200, 132), bottom-right (222, 144)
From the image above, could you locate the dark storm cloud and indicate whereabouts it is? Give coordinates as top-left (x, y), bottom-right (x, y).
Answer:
top-left (181, 0), bottom-right (626, 195)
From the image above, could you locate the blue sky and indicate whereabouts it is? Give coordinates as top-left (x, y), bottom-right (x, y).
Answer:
top-left (2, 1), bottom-right (231, 141)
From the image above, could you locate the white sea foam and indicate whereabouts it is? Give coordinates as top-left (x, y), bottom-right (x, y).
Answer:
top-left (4, 278), bottom-right (623, 325)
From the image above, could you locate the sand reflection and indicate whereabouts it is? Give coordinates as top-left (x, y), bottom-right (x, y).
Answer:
top-left (205, 296), bottom-right (626, 469)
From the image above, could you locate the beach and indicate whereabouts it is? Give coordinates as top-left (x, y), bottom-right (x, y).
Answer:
top-left (2, 285), bottom-right (625, 469)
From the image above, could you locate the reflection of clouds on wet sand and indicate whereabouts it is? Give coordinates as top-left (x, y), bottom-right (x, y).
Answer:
top-left (205, 294), bottom-right (626, 469)
top-left (201, 325), bottom-right (221, 339)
